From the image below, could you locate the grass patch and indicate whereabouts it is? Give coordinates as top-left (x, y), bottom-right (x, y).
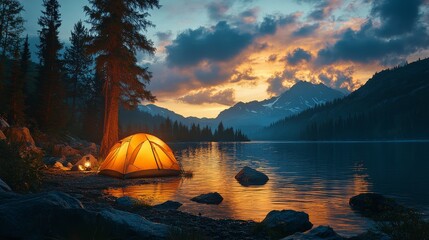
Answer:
top-left (0, 141), bottom-right (44, 192)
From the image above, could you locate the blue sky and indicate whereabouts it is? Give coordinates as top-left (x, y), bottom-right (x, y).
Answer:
top-left (18, 0), bottom-right (429, 117)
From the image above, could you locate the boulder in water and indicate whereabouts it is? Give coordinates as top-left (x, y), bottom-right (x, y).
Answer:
top-left (261, 209), bottom-right (313, 237)
top-left (191, 192), bottom-right (223, 205)
top-left (235, 166), bottom-right (269, 186)
top-left (349, 193), bottom-right (402, 217)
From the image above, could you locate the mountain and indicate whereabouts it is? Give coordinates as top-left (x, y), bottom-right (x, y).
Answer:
top-left (258, 58), bottom-right (429, 140)
top-left (215, 81), bottom-right (345, 134)
top-left (133, 81), bottom-right (346, 136)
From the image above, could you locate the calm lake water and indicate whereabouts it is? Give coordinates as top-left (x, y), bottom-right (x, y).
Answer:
top-left (105, 141), bottom-right (429, 236)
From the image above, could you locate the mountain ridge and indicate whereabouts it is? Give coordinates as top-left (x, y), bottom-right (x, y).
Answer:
top-left (135, 81), bottom-right (346, 135)
top-left (257, 58), bottom-right (429, 140)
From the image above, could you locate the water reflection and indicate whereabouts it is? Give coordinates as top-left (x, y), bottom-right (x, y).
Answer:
top-left (104, 141), bottom-right (429, 236)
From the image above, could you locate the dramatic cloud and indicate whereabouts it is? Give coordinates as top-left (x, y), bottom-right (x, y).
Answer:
top-left (316, 0), bottom-right (429, 66)
top-left (297, 0), bottom-right (342, 20)
top-left (267, 54), bottom-right (277, 62)
top-left (178, 88), bottom-right (236, 105)
top-left (317, 66), bottom-right (356, 90)
top-left (259, 13), bottom-right (299, 35)
top-left (286, 48), bottom-right (312, 65)
top-left (316, 20), bottom-right (429, 65)
top-left (166, 21), bottom-right (253, 67)
top-left (194, 63), bottom-right (230, 85)
top-left (230, 67), bottom-right (258, 83)
top-left (266, 70), bottom-right (298, 96)
top-left (371, 0), bottom-right (424, 37)
top-left (292, 23), bottom-right (320, 37)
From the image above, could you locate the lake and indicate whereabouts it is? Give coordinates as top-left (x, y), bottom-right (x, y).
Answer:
top-left (105, 141), bottom-right (429, 236)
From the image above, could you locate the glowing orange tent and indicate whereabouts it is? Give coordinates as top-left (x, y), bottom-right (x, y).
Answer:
top-left (99, 133), bottom-right (181, 178)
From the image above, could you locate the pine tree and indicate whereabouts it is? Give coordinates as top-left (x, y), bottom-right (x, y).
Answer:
top-left (20, 35), bottom-right (30, 107)
top-left (85, 0), bottom-right (159, 157)
top-left (8, 40), bottom-right (25, 125)
top-left (36, 0), bottom-right (66, 132)
top-left (0, 0), bottom-right (24, 114)
top-left (64, 20), bottom-right (92, 128)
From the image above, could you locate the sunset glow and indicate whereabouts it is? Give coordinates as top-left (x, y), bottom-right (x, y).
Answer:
top-left (19, 0), bottom-right (429, 117)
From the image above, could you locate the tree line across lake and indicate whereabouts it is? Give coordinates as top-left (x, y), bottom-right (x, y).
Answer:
top-left (122, 117), bottom-right (249, 142)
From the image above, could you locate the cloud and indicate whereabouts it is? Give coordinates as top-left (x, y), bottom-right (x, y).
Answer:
top-left (194, 63), bottom-right (230, 85)
top-left (156, 31), bottom-right (173, 42)
top-left (267, 54), bottom-right (277, 62)
top-left (297, 0), bottom-right (343, 20)
top-left (207, 0), bottom-right (232, 21)
top-left (259, 13), bottom-right (299, 35)
top-left (292, 23), bottom-right (320, 37)
top-left (230, 67), bottom-right (258, 83)
top-left (286, 48), bottom-right (312, 65)
top-left (166, 21), bottom-right (253, 67)
top-left (317, 66), bottom-right (356, 90)
top-left (316, 20), bottom-right (429, 65)
top-left (266, 70), bottom-right (298, 96)
top-left (315, 0), bottom-right (429, 66)
top-left (371, 0), bottom-right (424, 37)
top-left (178, 88), bottom-right (236, 105)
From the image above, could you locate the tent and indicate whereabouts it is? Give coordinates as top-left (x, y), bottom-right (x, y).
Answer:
top-left (72, 154), bottom-right (99, 171)
top-left (99, 133), bottom-right (181, 178)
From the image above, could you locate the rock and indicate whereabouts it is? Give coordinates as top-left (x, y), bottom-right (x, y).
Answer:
top-left (261, 210), bottom-right (313, 237)
top-left (348, 230), bottom-right (392, 240)
top-left (349, 193), bottom-right (401, 216)
top-left (0, 191), bottom-right (84, 239)
top-left (52, 144), bottom-right (80, 157)
top-left (0, 191), bottom-right (173, 239)
top-left (53, 161), bottom-right (70, 171)
top-left (191, 192), bottom-right (223, 205)
top-left (282, 226), bottom-right (344, 240)
top-left (235, 166), bottom-right (269, 186)
top-left (0, 130), bottom-right (6, 140)
top-left (98, 208), bottom-right (172, 238)
top-left (4, 127), bottom-right (36, 147)
top-left (154, 200), bottom-right (182, 210)
top-left (0, 178), bottom-right (12, 192)
top-left (44, 156), bottom-right (66, 166)
top-left (3, 127), bottom-right (42, 156)
top-left (83, 142), bottom-right (98, 155)
top-left (71, 164), bottom-right (85, 171)
top-left (116, 196), bottom-right (140, 207)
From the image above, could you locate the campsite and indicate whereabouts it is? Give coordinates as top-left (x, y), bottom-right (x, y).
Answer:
top-left (1, 0), bottom-right (429, 239)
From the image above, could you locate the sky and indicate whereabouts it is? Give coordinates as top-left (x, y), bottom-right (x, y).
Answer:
top-left (19, 0), bottom-right (429, 118)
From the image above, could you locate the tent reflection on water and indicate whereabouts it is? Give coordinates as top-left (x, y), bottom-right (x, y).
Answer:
top-left (105, 178), bottom-right (182, 202)
top-left (99, 133), bottom-right (181, 179)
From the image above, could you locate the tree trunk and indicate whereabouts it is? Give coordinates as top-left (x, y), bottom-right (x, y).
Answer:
top-left (100, 68), bottom-right (120, 158)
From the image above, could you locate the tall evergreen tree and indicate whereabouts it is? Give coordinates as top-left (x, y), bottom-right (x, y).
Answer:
top-left (85, 0), bottom-right (159, 157)
top-left (64, 20), bottom-right (93, 128)
top-left (8, 42), bottom-right (25, 125)
top-left (36, 0), bottom-right (66, 132)
top-left (0, 0), bottom-right (24, 113)
top-left (20, 35), bottom-right (30, 101)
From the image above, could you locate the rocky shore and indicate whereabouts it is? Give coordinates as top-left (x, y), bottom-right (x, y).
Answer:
top-left (1, 169), bottom-right (404, 240)
top-left (1, 121), bottom-right (426, 239)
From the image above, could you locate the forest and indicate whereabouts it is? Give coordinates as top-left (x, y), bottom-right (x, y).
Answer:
top-left (0, 0), bottom-right (248, 147)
